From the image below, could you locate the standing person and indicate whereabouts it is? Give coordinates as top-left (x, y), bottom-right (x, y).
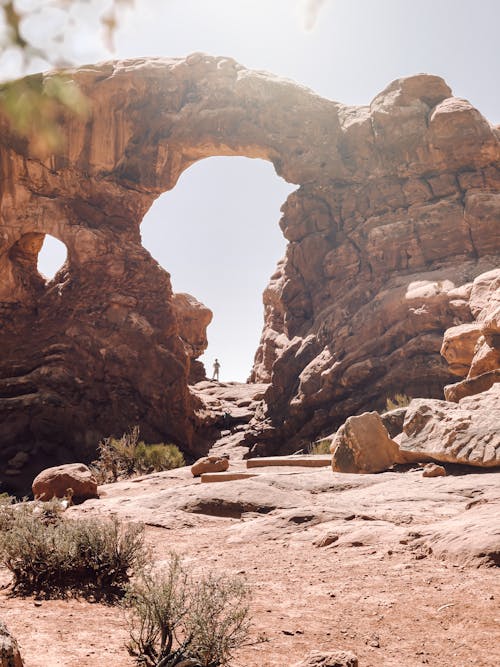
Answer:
top-left (212, 358), bottom-right (221, 381)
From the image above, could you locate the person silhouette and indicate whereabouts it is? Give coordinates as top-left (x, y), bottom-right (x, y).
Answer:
top-left (212, 358), bottom-right (220, 381)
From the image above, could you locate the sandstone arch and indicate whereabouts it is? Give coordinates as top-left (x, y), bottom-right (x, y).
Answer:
top-left (0, 55), bottom-right (498, 493)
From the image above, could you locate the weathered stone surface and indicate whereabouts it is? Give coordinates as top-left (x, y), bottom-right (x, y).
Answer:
top-left (0, 57), bottom-right (498, 492)
top-left (32, 463), bottom-right (98, 501)
top-left (0, 622), bottom-right (24, 667)
top-left (400, 384), bottom-right (500, 467)
top-left (331, 412), bottom-right (406, 474)
top-left (443, 269), bottom-right (500, 401)
top-left (191, 455), bottom-right (229, 477)
top-left (292, 650), bottom-right (358, 667)
top-left (172, 293), bottom-right (212, 383)
top-left (380, 407), bottom-right (407, 438)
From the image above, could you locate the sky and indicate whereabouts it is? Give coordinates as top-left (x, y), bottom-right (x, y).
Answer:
top-left (25, 0), bottom-right (500, 381)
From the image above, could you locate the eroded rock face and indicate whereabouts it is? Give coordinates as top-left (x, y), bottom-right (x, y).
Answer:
top-left (442, 269), bottom-right (500, 402)
top-left (399, 384), bottom-right (500, 467)
top-left (172, 293), bottom-right (213, 383)
top-left (0, 56), bottom-right (498, 493)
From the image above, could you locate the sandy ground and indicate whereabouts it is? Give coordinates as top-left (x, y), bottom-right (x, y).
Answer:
top-left (1, 464), bottom-right (499, 667)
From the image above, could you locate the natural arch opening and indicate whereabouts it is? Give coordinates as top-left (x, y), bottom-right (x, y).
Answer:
top-left (37, 235), bottom-right (68, 280)
top-left (141, 156), bottom-right (296, 382)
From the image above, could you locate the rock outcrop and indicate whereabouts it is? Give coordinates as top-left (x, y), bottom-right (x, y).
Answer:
top-left (172, 293), bottom-right (213, 383)
top-left (399, 383), bottom-right (500, 467)
top-left (441, 269), bottom-right (500, 402)
top-left (0, 56), bottom-right (498, 492)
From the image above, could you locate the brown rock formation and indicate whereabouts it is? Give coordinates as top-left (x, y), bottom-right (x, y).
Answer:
top-left (0, 56), bottom-right (498, 493)
top-left (400, 384), bottom-right (500, 467)
top-left (442, 269), bottom-right (500, 401)
top-left (172, 293), bottom-right (213, 382)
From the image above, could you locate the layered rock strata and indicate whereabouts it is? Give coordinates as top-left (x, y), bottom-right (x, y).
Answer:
top-left (0, 55), bottom-right (498, 492)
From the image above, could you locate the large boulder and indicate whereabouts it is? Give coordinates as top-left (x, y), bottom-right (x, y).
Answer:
top-left (399, 384), bottom-right (500, 467)
top-left (292, 650), bottom-right (358, 667)
top-left (331, 411), bottom-right (409, 474)
top-left (0, 622), bottom-right (24, 667)
top-left (32, 463), bottom-right (98, 501)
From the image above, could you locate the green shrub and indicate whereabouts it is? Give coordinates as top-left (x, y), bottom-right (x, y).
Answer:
top-left (126, 553), bottom-right (252, 667)
top-left (385, 393), bottom-right (412, 411)
top-left (93, 426), bottom-right (185, 483)
top-left (0, 502), bottom-right (146, 601)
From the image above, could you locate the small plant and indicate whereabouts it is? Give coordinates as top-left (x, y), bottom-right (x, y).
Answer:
top-left (126, 553), bottom-right (252, 667)
top-left (0, 501), bottom-right (146, 600)
top-left (92, 426), bottom-right (185, 483)
top-left (385, 393), bottom-right (411, 411)
top-left (308, 438), bottom-right (332, 455)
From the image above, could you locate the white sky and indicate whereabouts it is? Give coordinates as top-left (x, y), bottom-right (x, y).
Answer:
top-left (33, 0), bottom-right (500, 381)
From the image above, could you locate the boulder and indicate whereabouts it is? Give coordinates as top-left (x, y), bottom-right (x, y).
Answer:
top-left (422, 463), bottom-right (446, 478)
top-left (331, 412), bottom-right (409, 474)
top-left (400, 384), bottom-right (500, 467)
top-left (32, 463), bottom-right (98, 501)
top-left (191, 455), bottom-right (229, 477)
top-left (0, 622), bottom-right (24, 667)
top-left (292, 650), bottom-right (358, 667)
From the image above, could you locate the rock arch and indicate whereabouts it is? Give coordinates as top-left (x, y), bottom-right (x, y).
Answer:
top-left (0, 55), bottom-right (499, 492)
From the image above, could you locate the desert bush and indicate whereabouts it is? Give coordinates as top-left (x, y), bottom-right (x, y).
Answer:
top-left (93, 426), bottom-right (185, 483)
top-left (385, 393), bottom-right (411, 411)
top-left (0, 502), bottom-right (146, 600)
top-left (126, 554), bottom-right (251, 667)
top-left (308, 438), bottom-right (332, 455)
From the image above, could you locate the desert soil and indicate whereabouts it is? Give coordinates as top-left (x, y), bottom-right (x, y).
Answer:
top-left (1, 462), bottom-right (499, 667)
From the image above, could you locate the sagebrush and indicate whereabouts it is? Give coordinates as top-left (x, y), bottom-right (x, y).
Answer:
top-left (308, 438), bottom-right (332, 455)
top-left (126, 553), bottom-right (252, 667)
top-left (92, 426), bottom-right (185, 482)
top-left (385, 393), bottom-right (412, 411)
top-left (0, 501), bottom-right (146, 600)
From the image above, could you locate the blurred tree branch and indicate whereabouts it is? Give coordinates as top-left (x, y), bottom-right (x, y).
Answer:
top-left (0, 0), bottom-right (134, 154)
